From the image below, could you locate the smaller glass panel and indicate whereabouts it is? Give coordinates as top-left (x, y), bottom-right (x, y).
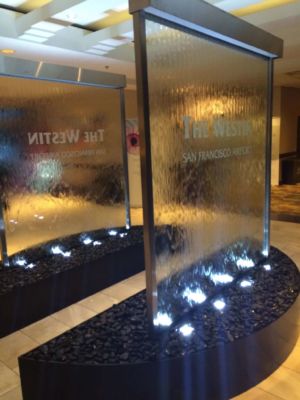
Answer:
top-left (0, 76), bottom-right (126, 257)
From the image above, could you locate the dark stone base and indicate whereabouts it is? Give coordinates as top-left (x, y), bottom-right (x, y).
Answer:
top-left (19, 247), bottom-right (299, 400)
top-left (0, 226), bottom-right (144, 338)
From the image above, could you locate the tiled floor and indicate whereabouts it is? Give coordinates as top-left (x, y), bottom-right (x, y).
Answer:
top-left (0, 220), bottom-right (299, 400)
top-left (271, 184), bottom-right (300, 222)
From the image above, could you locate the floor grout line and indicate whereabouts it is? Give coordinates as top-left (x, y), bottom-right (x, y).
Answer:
top-left (257, 387), bottom-right (286, 400)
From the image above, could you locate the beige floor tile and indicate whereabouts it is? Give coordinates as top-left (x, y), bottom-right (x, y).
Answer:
top-left (258, 366), bottom-right (300, 400)
top-left (0, 362), bottom-right (20, 397)
top-left (0, 386), bottom-right (22, 400)
top-left (78, 292), bottom-right (117, 314)
top-left (51, 304), bottom-right (96, 328)
top-left (0, 332), bottom-right (38, 370)
top-left (12, 368), bottom-right (19, 377)
top-left (21, 316), bottom-right (69, 344)
top-left (124, 272), bottom-right (146, 291)
top-left (283, 344), bottom-right (300, 374)
top-left (101, 281), bottom-right (141, 302)
top-left (232, 386), bottom-right (283, 400)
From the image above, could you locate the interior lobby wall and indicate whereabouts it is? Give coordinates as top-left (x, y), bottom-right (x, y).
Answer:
top-left (125, 89), bottom-right (138, 119)
top-left (272, 87), bottom-right (281, 185)
top-left (280, 86), bottom-right (300, 155)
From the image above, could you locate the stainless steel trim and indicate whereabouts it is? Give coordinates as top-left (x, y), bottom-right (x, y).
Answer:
top-left (129, 0), bottom-right (283, 58)
top-left (120, 88), bottom-right (131, 229)
top-left (133, 12), bottom-right (157, 322)
top-left (0, 55), bottom-right (126, 89)
top-left (263, 59), bottom-right (274, 256)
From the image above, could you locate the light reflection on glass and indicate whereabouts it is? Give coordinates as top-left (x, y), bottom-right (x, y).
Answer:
top-left (263, 264), bottom-right (271, 271)
top-left (34, 214), bottom-right (44, 220)
top-left (108, 230), bottom-right (118, 236)
top-left (93, 240), bottom-right (102, 246)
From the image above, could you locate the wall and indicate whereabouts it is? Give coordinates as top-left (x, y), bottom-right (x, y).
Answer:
top-left (125, 89), bottom-right (137, 119)
top-left (280, 86), bottom-right (300, 155)
top-left (124, 89), bottom-right (143, 208)
top-left (272, 87), bottom-right (281, 185)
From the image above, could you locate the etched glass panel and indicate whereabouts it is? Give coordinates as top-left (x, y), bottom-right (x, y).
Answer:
top-left (0, 76), bottom-right (125, 257)
top-left (145, 20), bottom-right (269, 325)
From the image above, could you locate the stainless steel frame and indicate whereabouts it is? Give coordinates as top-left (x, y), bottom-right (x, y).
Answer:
top-left (263, 60), bottom-right (275, 256)
top-left (0, 55), bottom-right (126, 88)
top-left (120, 88), bottom-right (131, 229)
top-left (133, 13), bottom-right (157, 320)
top-left (0, 56), bottom-right (130, 266)
top-left (0, 205), bottom-right (9, 267)
top-left (130, 0), bottom-right (283, 324)
top-left (130, 0), bottom-right (283, 58)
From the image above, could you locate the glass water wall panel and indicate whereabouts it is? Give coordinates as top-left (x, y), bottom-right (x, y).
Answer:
top-left (145, 20), bottom-right (269, 324)
top-left (0, 76), bottom-right (125, 257)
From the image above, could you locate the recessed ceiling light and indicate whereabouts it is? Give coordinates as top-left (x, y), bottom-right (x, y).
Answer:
top-left (99, 38), bottom-right (125, 47)
top-left (53, 0), bottom-right (108, 26)
top-left (112, 3), bottom-right (128, 12)
top-left (0, 0), bottom-right (24, 6)
top-left (19, 34), bottom-right (48, 43)
top-left (31, 21), bottom-right (66, 33)
top-left (122, 31), bottom-right (134, 40)
top-left (25, 29), bottom-right (54, 38)
top-left (86, 49), bottom-right (107, 56)
top-left (92, 44), bottom-right (114, 51)
top-left (0, 48), bottom-right (15, 55)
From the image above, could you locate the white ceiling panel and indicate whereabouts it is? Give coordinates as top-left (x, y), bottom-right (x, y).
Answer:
top-left (0, 0), bottom-right (25, 6)
top-left (53, 0), bottom-right (129, 25)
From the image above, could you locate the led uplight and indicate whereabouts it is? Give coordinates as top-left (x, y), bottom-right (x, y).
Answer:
top-left (183, 287), bottom-right (207, 305)
top-left (153, 312), bottom-right (173, 327)
top-left (179, 324), bottom-right (194, 337)
top-left (213, 299), bottom-right (226, 311)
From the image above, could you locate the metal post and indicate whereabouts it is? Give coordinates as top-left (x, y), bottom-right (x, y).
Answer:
top-left (133, 11), bottom-right (157, 321)
top-left (120, 88), bottom-right (131, 229)
top-left (0, 204), bottom-right (9, 267)
top-left (263, 59), bottom-right (274, 256)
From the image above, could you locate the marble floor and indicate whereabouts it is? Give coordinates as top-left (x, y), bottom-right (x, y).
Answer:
top-left (271, 184), bottom-right (300, 223)
top-left (0, 220), bottom-right (299, 400)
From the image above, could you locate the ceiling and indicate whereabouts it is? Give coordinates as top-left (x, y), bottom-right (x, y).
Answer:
top-left (0, 0), bottom-right (300, 89)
